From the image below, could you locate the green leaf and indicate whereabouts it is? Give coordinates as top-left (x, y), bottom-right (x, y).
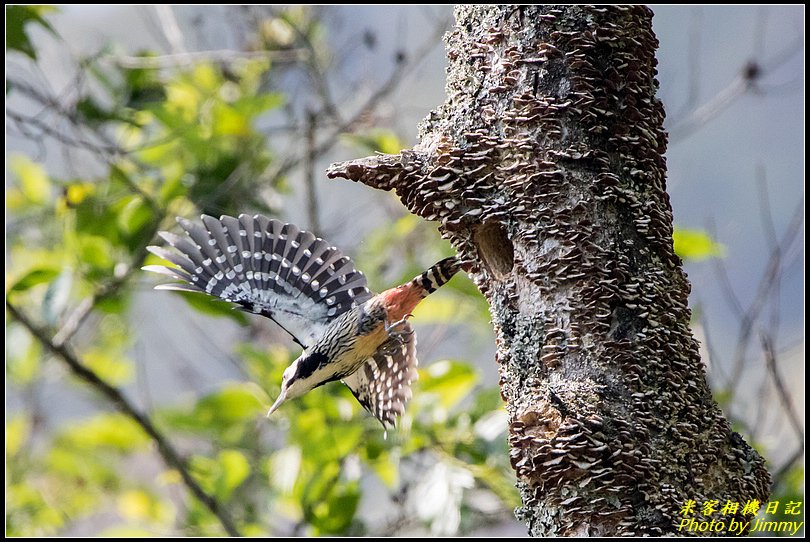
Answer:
top-left (332, 425), bottom-right (364, 458)
top-left (411, 293), bottom-right (467, 324)
top-left (6, 415), bottom-right (30, 456)
top-left (6, 5), bottom-right (57, 60)
top-left (238, 343), bottom-right (294, 388)
top-left (58, 412), bottom-right (150, 452)
top-left (157, 172), bottom-right (188, 204)
top-left (116, 488), bottom-right (174, 523)
top-left (95, 291), bottom-right (131, 315)
top-left (215, 449), bottom-right (251, 499)
top-left (368, 452), bottom-right (399, 488)
top-left (465, 387), bottom-right (506, 421)
top-left (190, 449), bottom-right (251, 501)
top-left (75, 96), bottom-right (113, 123)
top-left (117, 195), bottom-right (154, 237)
top-left (341, 129), bottom-right (403, 155)
top-left (83, 349), bottom-right (134, 385)
top-left (232, 92), bottom-right (285, 118)
top-left (309, 484), bottom-right (361, 535)
top-left (6, 187), bottom-right (28, 211)
top-left (417, 360), bottom-right (479, 411)
top-left (212, 103), bottom-right (250, 136)
top-left (8, 266), bottom-right (60, 293)
top-left (6, 480), bottom-right (66, 535)
top-left (161, 382), bottom-right (265, 433)
top-left (121, 53), bottom-right (167, 108)
top-left (78, 235), bottom-right (115, 271)
top-left (672, 227), bottom-right (726, 261)
top-left (9, 154), bottom-right (50, 205)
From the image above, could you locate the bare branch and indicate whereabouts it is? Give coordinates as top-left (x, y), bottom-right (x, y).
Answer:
top-left (6, 301), bottom-right (242, 537)
top-left (7, 107), bottom-right (121, 157)
top-left (668, 73), bottom-right (749, 141)
top-left (756, 165), bottom-right (779, 250)
top-left (264, 16), bottom-right (449, 184)
top-left (724, 199), bottom-right (804, 395)
top-left (760, 333), bottom-right (804, 447)
top-left (756, 167), bottom-right (783, 335)
top-left (668, 34), bottom-right (803, 141)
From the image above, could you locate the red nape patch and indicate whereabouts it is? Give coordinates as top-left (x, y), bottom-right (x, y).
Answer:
top-left (380, 283), bottom-right (424, 322)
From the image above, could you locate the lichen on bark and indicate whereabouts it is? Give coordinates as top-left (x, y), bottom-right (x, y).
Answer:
top-left (328, 5), bottom-right (770, 536)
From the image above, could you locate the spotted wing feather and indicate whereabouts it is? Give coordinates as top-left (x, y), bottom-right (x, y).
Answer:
top-left (342, 322), bottom-right (418, 426)
top-left (144, 213), bottom-right (373, 347)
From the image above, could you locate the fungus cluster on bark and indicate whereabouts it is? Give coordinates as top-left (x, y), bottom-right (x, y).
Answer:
top-left (329, 5), bottom-right (769, 536)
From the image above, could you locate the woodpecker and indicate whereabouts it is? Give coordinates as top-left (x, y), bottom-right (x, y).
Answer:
top-left (143, 213), bottom-right (460, 426)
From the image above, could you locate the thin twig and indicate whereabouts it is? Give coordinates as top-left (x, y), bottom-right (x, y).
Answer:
top-left (264, 16), bottom-right (450, 184)
top-left (668, 35), bottom-right (803, 141)
top-left (760, 333), bottom-right (804, 445)
top-left (7, 108), bottom-right (121, 157)
top-left (52, 224), bottom-right (162, 347)
top-left (668, 74), bottom-right (748, 142)
top-left (8, 77), bottom-right (160, 208)
top-left (103, 48), bottom-right (307, 69)
top-left (6, 301), bottom-right (242, 537)
top-left (755, 167), bottom-right (782, 336)
top-left (304, 110), bottom-right (322, 234)
top-left (721, 199), bottom-right (803, 396)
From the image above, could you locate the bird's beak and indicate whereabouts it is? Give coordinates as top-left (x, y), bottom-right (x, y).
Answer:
top-left (266, 389), bottom-right (287, 418)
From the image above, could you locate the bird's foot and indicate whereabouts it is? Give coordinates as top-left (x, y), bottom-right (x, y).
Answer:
top-left (385, 314), bottom-right (412, 343)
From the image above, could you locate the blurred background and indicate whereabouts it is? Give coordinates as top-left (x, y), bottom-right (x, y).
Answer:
top-left (5, 6), bottom-right (803, 536)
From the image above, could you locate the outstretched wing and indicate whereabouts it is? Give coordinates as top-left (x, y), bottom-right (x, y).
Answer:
top-left (342, 323), bottom-right (418, 427)
top-left (144, 213), bottom-right (373, 347)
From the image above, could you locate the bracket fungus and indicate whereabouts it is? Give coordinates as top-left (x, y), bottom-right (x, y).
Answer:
top-left (329, 5), bottom-right (769, 536)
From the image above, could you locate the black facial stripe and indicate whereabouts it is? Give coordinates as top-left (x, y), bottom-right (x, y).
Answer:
top-left (296, 351), bottom-right (329, 380)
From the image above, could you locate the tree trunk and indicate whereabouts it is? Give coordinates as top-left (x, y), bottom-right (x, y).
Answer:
top-left (328, 5), bottom-right (770, 536)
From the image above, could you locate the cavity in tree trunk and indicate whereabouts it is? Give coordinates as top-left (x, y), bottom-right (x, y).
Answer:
top-left (329, 5), bottom-right (770, 536)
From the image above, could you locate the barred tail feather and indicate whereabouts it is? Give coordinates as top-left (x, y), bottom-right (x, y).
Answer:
top-left (413, 256), bottom-right (461, 295)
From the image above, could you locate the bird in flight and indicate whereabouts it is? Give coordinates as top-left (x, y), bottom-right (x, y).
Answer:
top-left (144, 213), bottom-right (460, 427)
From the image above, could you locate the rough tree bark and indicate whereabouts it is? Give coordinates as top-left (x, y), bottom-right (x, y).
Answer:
top-left (328, 5), bottom-right (770, 536)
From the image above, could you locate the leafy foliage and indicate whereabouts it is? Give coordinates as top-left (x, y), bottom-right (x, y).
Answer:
top-left (6, 7), bottom-right (514, 537)
top-left (6, 5), bottom-right (57, 60)
top-left (673, 226), bottom-right (726, 261)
